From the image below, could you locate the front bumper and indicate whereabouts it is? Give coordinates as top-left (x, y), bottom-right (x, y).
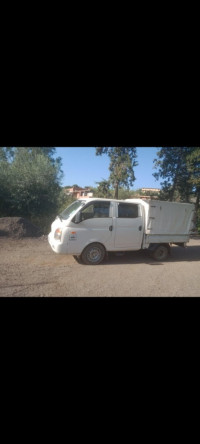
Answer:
top-left (48, 232), bottom-right (67, 254)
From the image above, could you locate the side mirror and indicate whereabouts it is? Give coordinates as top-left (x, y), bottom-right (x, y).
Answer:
top-left (74, 211), bottom-right (81, 224)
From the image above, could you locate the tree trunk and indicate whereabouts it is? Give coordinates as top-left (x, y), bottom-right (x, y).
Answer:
top-left (169, 157), bottom-right (183, 201)
top-left (114, 182), bottom-right (119, 199)
top-left (169, 172), bottom-right (179, 201)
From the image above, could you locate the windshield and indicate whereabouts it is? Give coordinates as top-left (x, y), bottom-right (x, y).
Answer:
top-left (59, 200), bottom-right (86, 220)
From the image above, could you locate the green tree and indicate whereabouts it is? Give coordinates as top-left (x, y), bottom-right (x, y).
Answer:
top-left (153, 147), bottom-right (196, 202)
top-left (87, 186), bottom-right (98, 197)
top-left (117, 188), bottom-right (135, 199)
top-left (58, 190), bottom-right (77, 214)
top-left (95, 179), bottom-right (112, 198)
top-left (96, 147), bottom-right (138, 199)
top-left (0, 147), bottom-right (57, 162)
top-left (186, 147), bottom-right (200, 213)
top-left (0, 147), bottom-right (63, 231)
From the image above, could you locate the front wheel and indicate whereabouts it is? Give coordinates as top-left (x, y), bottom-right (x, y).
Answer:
top-left (152, 244), bottom-right (169, 261)
top-left (81, 243), bottom-right (105, 265)
top-left (73, 255), bottom-right (83, 264)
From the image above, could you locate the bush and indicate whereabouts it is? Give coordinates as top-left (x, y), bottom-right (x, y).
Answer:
top-left (29, 215), bottom-right (52, 235)
top-left (0, 148), bottom-right (63, 221)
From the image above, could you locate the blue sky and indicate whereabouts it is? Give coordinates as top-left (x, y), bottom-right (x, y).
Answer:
top-left (54, 147), bottom-right (162, 190)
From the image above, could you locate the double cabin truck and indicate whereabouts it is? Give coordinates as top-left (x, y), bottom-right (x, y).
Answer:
top-left (48, 198), bottom-right (195, 265)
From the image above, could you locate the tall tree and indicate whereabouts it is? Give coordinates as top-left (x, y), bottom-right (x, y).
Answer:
top-left (153, 147), bottom-right (196, 202)
top-left (186, 147), bottom-right (200, 212)
top-left (96, 147), bottom-right (137, 199)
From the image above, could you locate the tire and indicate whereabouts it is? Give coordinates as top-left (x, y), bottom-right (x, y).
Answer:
top-left (73, 255), bottom-right (83, 264)
top-left (152, 244), bottom-right (169, 261)
top-left (81, 243), bottom-right (105, 265)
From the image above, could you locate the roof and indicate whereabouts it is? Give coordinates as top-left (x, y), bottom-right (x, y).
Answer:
top-left (80, 197), bottom-right (146, 204)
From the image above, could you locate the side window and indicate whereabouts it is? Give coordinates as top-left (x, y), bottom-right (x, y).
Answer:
top-left (118, 203), bottom-right (138, 218)
top-left (81, 202), bottom-right (110, 220)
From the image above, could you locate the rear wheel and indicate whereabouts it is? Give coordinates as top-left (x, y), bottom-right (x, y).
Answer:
top-left (152, 244), bottom-right (169, 261)
top-left (81, 243), bottom-right (105, 265)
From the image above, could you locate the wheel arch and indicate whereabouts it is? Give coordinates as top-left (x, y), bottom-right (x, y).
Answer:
top-left (81, 242), bottom-right (106, 265)
top-left (81, 240), bottom-right (107, 255)
top-left (148, 242), bottom-right (170, 252)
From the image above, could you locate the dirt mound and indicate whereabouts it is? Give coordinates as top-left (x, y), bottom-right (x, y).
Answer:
top-left (0, 217), bottom-right (42, 238)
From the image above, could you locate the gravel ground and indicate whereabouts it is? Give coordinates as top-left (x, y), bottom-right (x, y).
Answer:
top-left (0, 236), bottom-right (200, 297)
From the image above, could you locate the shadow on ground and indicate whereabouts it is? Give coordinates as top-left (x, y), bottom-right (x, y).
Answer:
top-left (0, 230), bottom-right (8, 236)
top-left (112, 246), bottom-right (200, 265)
top-left (75, 245), bottom-right (200, 266)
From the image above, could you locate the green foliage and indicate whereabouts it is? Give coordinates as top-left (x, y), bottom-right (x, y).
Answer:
top-left (117, 188), bottom-right (135, 199)
top-left (186, 148), bottom-right (200, 187)
top-left (28, 214), bottom-right (53, 235)
top-left (153, 147), bottom-right (200, 230)
top-left (58, 191), bottom-right (76, 214)
top-left (153, 147), bottom-right (199, 203)
top-left (0, 147), bottom-right (63, 225)
top-left (96, 147), bottom-right (138, 198)
top-left (89, 185), bottom-right (141, 200)
top-left (28, 191), bottom-right (78, 235)
top-left (95, 179), bottom-right (112, 198)
top-left (14, 147), bottom-right (56, 159)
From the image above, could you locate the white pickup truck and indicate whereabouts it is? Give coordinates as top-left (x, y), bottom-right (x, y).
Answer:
top-left (48, 198), bottom-right (195, 265)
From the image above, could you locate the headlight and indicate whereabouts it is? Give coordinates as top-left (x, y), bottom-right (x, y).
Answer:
top-left (54, 228), bottom-right (62, 240)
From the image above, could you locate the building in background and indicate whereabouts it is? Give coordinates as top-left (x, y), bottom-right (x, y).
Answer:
top-left (141, 188), bottom-right (160, 194)
top-left (140, 188), bottom-right (160, 200)
top-left (64, 186), bottom-right (93, 199)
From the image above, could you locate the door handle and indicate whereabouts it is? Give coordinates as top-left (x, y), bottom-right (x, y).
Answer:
top-left (109, 226), bottom-right (113, 231)
top-left (138, 225), bottom-right (142, 231)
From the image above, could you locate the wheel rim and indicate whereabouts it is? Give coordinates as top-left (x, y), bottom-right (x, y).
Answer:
top-left (87, 247), bottom-right (102, 263)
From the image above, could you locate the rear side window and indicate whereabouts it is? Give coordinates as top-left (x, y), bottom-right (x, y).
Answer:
top-left (118, 203), bottom-right (138, 218)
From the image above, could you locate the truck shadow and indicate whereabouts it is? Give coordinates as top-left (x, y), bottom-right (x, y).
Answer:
top-left (102, 245), bottom-right (200, 265)
top-left (0, 230), bottom-right (8, 236)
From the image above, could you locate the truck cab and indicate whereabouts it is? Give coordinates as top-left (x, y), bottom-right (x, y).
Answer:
top-left (48, 198), bottom-right (145, 264)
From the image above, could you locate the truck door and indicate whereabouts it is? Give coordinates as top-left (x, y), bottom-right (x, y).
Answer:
top-left (114, 202), bottom-right (143, 250)
top-left (70, 200), bottom-right (114, 253)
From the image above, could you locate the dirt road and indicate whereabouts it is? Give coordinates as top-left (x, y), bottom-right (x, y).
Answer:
top-left (0, 237), bottom-right (200, 297)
